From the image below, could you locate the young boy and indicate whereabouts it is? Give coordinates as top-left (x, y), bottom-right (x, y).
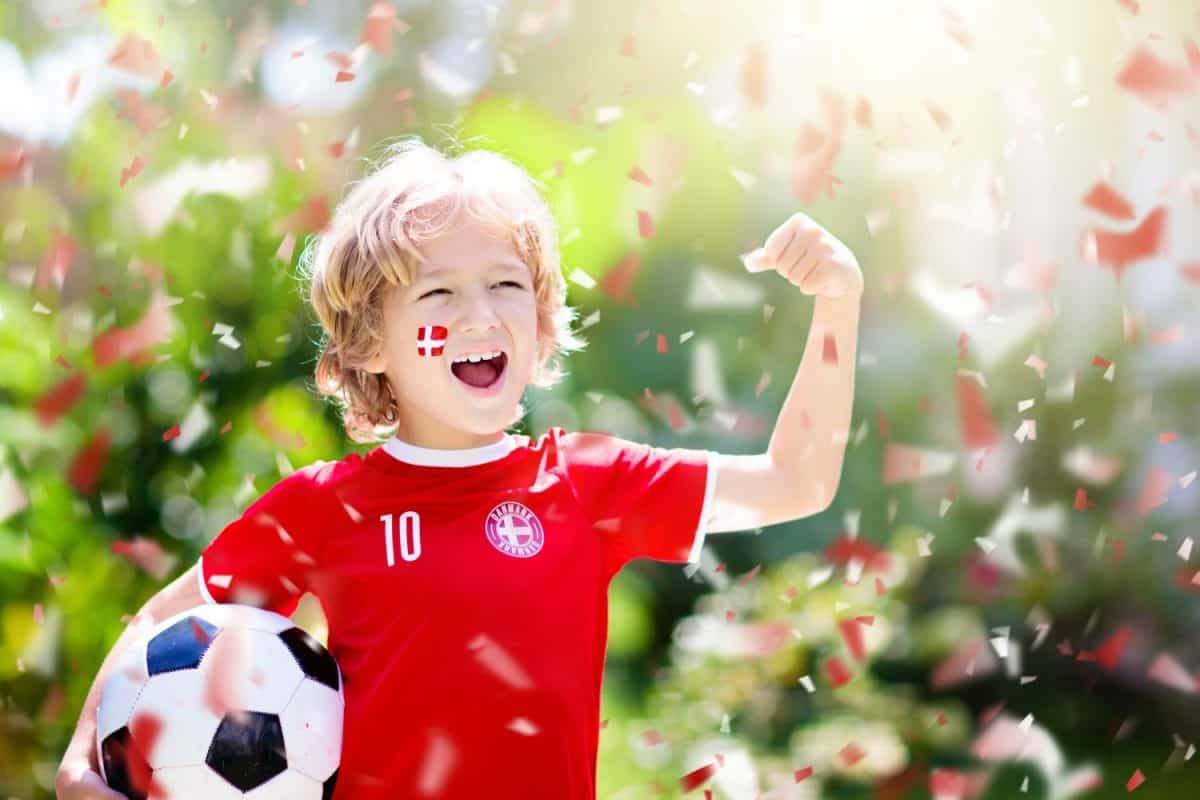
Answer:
top-left (57, 138), bottom-right (863, 799)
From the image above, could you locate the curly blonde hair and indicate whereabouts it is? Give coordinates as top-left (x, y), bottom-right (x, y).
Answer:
top-left (298, 137), bottom-right (588, 444)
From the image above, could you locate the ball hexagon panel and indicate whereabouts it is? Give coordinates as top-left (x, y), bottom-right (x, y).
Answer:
top-left (146, 615), bottom-right (219, 675)
top-left (280, 677), bottom-right (344, 782)
top-left (207, 710), bottom-right (288, 790)
top-left (280, 626), bottom-right (341, 692)
top-left (99, 726), bottom-right (152, 800)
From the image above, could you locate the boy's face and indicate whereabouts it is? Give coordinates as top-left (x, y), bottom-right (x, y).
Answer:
top-left (363, 215), bottom-right (540, 450)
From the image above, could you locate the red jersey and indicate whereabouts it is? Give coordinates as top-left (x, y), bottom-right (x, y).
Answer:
top-left (196, 426), bottom-right (717, 799)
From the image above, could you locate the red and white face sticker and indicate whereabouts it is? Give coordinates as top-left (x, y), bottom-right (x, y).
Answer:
top-left (416, 325), bottom-right (448, 357)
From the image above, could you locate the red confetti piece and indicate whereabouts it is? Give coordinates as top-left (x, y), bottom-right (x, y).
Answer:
top-left (1182, 262), bottom-right (1200, 283)
top-left (931, 768), bottom-right (967, 796)
top-left (1137, 465), bottom-right (1172, 516)
top-left (361, 1), bottom-right (407, 55)
top-left (1093, 626), bottom-right (1133, 670)
top-left (68, 428), bottom-right (111, 494)
top-left (159, 69), bottom-right (173, 88)
top-left (198, 369), bottom-right (210, 383)
top-left (1127, 769), bottom-right (1145, 791)
top-left (335, 70), bottom-right (356, 83)
top-left (926, 102), bottom-right (953, 132)
top-left (1082, 206), bottom-right (1167, 278)
top-left (794, 766), bottom-right (814, 782)
top-left (838, 742), bottom-right (866, 766)
top-left (627, 165), bottom-right (652, 185)
top-left (637, 209), bottom-right (655, 238)
top-left (822, 332), bottom-right (838, 364)
top-left (37, 230), bottom-right (77, 292)
top-left (656, 334), bottom-right (667, 353)
top-left (853, 95), bottom-right (873, 129)
top-left (791, 90), bottom-right (845, 204)
top-left (1092, 354), bottom-right (1112, 369)
top-left (119, 155), bottom-right (144, 187)
top-left (113, 89), bottom-right (169, 138)
top-left (91, 291), bottom-right (176, 367)
top-left (1083, 182), bottom-right (1136, 220)
top-left (121, 710), bottom-right (165, 797)
top-left (679, 763), bottom-right (717, 792)
top-left (1074, 488), bottom-right (1094, 511)
top-left (280, 197), bottom-right (331, 234)
top-left (739, 42), bottom-right (767, 110)
top-left (34, 371), bottom-right (86, 428)
top-left (642, 729), bottom-right (664, 746)
top-left (955, 374), bottom-right (998, 450)
top-left (108, 33), bottom-right (162, 79)
top-left (1116, 47), bottom-right (1198, 110)
top-left (824, 655), bottom-right (853, 687)
top-left (838, 618), bottom-right (867, 662)
top-left (162, 424), bottom-right (181, 442)
top-left (598, 253), bottom-right (641, 305)
top-left (111, 536), bottom-right (175, 580)
top-left (0, 144), bottom-right (29, 181)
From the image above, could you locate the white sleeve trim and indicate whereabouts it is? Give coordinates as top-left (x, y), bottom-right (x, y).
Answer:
top-left (195, 555), bottom-right (219, 605)
top-left (688, 450), bottom-right (719, 565)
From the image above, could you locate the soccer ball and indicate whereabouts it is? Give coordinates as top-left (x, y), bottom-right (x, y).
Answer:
top-left (95, 603), bottom-right (342, 799)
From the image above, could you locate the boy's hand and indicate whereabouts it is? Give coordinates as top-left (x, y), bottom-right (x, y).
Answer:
top-left (55, 759), bottom-right (129, 800)
top-left (741, 212), bottom-right (863, 300)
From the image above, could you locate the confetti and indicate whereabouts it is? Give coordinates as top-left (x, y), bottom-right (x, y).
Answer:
top-left (679, 762), bottom-right (717, 792)
top-left (1116, 46), bottom-right (1198, 110)
top-left (637, 209), bottom-right (655, 238)
top-left (1082, 206), bottom-right (1167, 278)
top-left (882, 442), bottom-right (957, 484)
top-left (824, 655), bottom-right (853, 687)
top-left (1082, 181), bottom-right (1135, 220)
top-left (92, 291), bottom-right (177, 367)
top-left (739, 42), bottom-right (766, 110)
top-left (791, 90), bottom-right (845, 204)
top-left (68, 428), bottom-right (111, 494)
top-left (360, 1), bottom-right (409, 54)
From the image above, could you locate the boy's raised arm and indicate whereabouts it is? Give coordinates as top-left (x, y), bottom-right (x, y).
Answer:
top-left (703, 212), bottom-right (863, 535)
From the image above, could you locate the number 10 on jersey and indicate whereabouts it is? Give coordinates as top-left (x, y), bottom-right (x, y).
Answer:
top-left (381, 512), bottom-right (422, 566)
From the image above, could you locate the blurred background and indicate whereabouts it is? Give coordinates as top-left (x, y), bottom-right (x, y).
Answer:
top-left (2, 0), bottom-right (1199, 797)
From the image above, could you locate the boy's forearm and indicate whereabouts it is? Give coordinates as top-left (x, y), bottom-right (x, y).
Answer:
top-left (766, 294), bottom-right (860, 505)
top-left (60, 607), bottom-right (161, 770)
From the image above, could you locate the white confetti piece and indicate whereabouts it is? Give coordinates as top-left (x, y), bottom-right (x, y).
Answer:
top-left (1179, 538), bottom-right (1193, 561)
top-left (797, 674), bottom-right (815, 693)
top-left (1017, 398), bottom-right (1036, 412)
top-left (567, 267), bottom-right (595, 289)
top-left (594, 106), bottom-right (623, 124)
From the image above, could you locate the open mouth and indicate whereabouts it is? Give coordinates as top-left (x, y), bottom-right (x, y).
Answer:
top-left (450, 352), bottom-right (508, 390)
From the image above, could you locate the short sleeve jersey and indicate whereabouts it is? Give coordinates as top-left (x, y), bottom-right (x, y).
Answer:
top-left (197, 426), bottom-right (718, 800)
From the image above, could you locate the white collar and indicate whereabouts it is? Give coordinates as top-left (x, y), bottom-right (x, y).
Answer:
top-left (381, 432), bottom-right (518, 467)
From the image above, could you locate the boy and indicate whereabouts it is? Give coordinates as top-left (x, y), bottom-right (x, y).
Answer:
top-left (57, 138), bottom-right (862, 799)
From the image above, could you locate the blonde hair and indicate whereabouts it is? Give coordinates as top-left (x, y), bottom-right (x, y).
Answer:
top-left (298, 137), bottom-right (588, 444)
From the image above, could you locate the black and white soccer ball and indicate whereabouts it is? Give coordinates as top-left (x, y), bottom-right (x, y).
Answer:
top-left (95, 603), bottom-right (342, 799)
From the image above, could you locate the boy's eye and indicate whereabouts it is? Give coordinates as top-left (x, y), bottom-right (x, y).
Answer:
top-left (418, 281), bottom-right (524, 300)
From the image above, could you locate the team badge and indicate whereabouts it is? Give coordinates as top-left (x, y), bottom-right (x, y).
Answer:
top-left (484, 501), bottom-right (544, 558)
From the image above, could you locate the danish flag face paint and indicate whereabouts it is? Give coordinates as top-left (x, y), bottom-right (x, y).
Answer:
top-left (416, 325), bottom-right (448, 357)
